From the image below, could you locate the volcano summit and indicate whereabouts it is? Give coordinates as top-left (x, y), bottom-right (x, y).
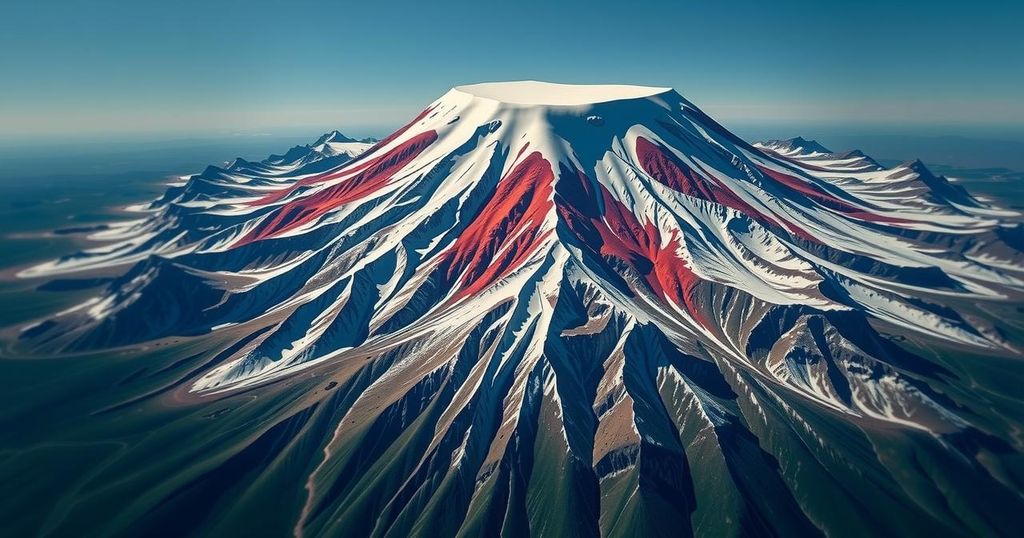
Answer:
top-left (13, 81), bottom-right (1024, 536)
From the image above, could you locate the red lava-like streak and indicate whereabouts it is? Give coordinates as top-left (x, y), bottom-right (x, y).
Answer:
top-left (757, 165), bottom-right (908, 224)
top-left (440, 151), bottom-right (555, 300)
top-left (635, 136), bottom-right (819, 243)
top-left (238, 130), bottom-right (438, 245)
top-left (248, 106), bottom-right (438, 208)
top-left (556, 164), bottom-right (708, 328)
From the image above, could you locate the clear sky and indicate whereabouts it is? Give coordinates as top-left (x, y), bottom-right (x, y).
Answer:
top-left (2, 0), bottom-right (1022, 140)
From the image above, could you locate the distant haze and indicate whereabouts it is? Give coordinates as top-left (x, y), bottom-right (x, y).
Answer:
top-left (1, 0), bottom-right (1022, 140)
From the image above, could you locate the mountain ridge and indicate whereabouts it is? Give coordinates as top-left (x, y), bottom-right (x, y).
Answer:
top-left (12, 81), bottom-right (1024, 537)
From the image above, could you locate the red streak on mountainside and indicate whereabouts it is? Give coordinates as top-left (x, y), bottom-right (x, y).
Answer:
top-left (634, 137), bottom-right (818, 243)
top-left (238, 130), bottom-right (437, 245)
top-left (595, 188), bottom-right (707, 328)
top-left (248, 107), bottom-right (437, 207)
top-left (556, 165), bottom-right (707, 327)
top-left (366, 105), bottom-right (436, 157)
top-left (757, 165), bottom-right (907, 224)
top-left (440, 151), bottom-right (555, 300)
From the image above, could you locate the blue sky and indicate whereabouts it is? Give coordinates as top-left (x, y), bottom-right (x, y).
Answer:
top-left (1, 0), bottom-right (1022, 139)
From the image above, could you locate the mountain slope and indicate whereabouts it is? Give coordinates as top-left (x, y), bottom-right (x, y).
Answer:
top-left (14, 81), bottom-right (1024, 537)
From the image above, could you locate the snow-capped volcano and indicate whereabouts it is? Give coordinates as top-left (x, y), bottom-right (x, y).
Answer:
top-left (17, 81), bottom-right (1024, 536)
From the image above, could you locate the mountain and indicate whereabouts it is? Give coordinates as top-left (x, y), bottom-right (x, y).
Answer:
top-left (13, 81), bottom-right (1024, 536)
